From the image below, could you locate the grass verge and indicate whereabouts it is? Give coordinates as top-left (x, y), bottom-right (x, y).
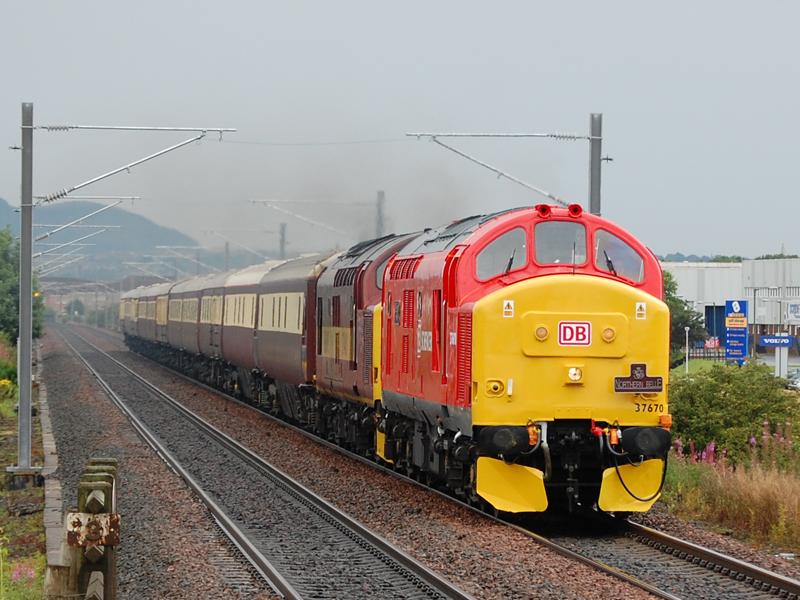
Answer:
top-left (670, 358), bottom-right (719, 376)
top-left (0, 373), bottom-right (45, 598)
top-left (662, 456), bottom-right (800, 552)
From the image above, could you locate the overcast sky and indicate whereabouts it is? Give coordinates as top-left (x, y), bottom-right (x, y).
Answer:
top-left (1, 2), bottom-right (797, 257)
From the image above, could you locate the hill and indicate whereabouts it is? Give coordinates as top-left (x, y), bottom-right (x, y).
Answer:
top-left (0, 197), bottom-right (196, 253)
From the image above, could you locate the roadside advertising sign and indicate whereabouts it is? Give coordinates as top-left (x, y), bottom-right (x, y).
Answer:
top-left (759, 335), bottom-right (795, 348)
top-left (725, 300), bottom-right (748, 364)
top-left (787, 302), bottom-right (800, 324)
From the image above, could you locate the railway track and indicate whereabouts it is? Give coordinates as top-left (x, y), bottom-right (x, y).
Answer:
top-left (627, 523), bottom-right (800, 599)
top-left (544, 522), bottom-right (800, 600)
top-left (77, 325), bottom-right (800, 599)
top-left (59, 326), bottom-right (474, 600)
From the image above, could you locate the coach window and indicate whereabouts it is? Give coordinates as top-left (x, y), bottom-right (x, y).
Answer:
top-left (316, 298), bottom-right (323, 352)
top-left (594, 229), bottom-right (645, 283)
top-left (534, 221), bottom-right (587, 265)
top-left (475, 227), bottom-right (527, 280)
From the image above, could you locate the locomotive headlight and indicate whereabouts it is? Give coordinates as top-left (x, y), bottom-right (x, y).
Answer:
top-left (601, 327), bottom-right (616, 342)
top-left (535, 325), bottom-right (549, 341)
top-left (567, 367), bottom-right (583, 382)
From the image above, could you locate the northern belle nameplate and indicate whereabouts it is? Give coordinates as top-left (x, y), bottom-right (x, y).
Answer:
top-left (614, 363), bottom-right (663, 393)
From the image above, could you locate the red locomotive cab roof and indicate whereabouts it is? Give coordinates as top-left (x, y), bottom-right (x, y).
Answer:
top-left (387, 204), bottom-right (663, 305)
top-left (319, 233), bottom-right (418, 309)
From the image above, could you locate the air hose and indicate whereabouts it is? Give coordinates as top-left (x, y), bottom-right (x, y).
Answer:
top-left (604, 434), bottom-right (668, 502)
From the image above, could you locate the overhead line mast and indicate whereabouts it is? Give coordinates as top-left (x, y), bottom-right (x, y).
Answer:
top-left (9, 103), bottom-right (235, 480)
top-left (407, 113), bottom-right (606, 214)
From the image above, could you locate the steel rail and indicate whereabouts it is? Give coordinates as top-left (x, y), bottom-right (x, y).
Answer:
top-left (627, 522), bottom-right (800, 598)
top-left (57, 328), bottom-right (301, 600)
top-left (78, 325), bottom-right (678, 599)
top-left (63, 327), bottom-right (474, 600)
top-left (88, 324), bottom-right (800, 598)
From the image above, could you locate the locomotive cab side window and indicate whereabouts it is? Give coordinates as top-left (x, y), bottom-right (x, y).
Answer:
top-left (534, 221), bottom-right (587, 265)
top-left (594, 229), bottom-right (645, 283)
top-left (475, 227), bottom-right (527, 280)
top-left (375, 258), bottom-right (389, 290)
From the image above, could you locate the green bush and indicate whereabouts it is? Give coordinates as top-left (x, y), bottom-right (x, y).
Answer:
top-left (0, 359), bottom-right (15, 384)
top-left (669, 362), bottom-right (799, 462)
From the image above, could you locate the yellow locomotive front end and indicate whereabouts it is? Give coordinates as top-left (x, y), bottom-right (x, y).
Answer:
top-left (471, 273), bottom-right (671, 514)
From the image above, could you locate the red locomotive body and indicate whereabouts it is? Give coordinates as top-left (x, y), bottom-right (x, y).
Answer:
top-left (381, 207), bottom-right (663, 433)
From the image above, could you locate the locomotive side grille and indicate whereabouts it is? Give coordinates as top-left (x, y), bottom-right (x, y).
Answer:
top-left (456, 313), bottom-right (472, 405)
top-left (334, 267), bottom-right (359, 287)
top-left (389, 257), bottom-right (422, 280)
top-left (362, 313), bottom-right (373, 384)
top-left (401, 289), bottom-right (415, 328)
top-left (401, 334), bottom-right (410, 374)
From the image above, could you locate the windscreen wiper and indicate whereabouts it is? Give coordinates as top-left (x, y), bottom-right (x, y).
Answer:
top-left (603, 249), bottom-right (617, 276)
top-left (504, 247), bottom-right (517, 274)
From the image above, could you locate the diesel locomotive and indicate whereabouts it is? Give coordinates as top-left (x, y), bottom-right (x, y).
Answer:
top-left (121, 203), bottom-right (672, 514)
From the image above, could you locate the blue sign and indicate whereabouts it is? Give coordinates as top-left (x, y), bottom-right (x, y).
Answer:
top-left (725, 300), bottom-right (749, 363)
top-left (759, 335), bottom-right (795, 348)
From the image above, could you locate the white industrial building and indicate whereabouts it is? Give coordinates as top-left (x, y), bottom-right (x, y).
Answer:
top-left (662, 259), bottom-right (800, 341)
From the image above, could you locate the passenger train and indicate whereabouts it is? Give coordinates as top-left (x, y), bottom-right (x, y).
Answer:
top-left (120, 203), bottom-right (672, 514)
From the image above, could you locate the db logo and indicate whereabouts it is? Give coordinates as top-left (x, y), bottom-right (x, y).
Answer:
top-left (558, 321), bottom-right (592, 346)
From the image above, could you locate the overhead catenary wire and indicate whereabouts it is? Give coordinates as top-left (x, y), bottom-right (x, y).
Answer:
top-left (251, 201), bottom-right (349, 235)
top-left (426, 137), bottom-right (567, 206)
top-left (35, 246), bottom-right (84, 271)
top-left (223, 137), bottom-right (407, 147)
top-left (406, 132), bottom-right (594, 141)
top-left (33, 224), bottom-right (118, 229)
top-left (38, 254), bottom-right (87, 277)
top-left (141, 256), bottom-right (194, 277)
top-left (34, 201), bottom-right (121, 241)
top-left (37, 133), bottom-right (208, 204)
top-left (33, 229), bottom-right (107, 258)
top-left (35, 125), bottom-right (235, 135)
top-left (35, 242), bottom-right (96, 246)
top-left (204, 230), bottom-right (268, 261)
top-left (122, 262), bottom-right (173, 282)
top-left (156, 246), bottom-right (221, 273)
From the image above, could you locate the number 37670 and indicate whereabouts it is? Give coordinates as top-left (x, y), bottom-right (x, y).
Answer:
top-left (634, 403), bottom-right (665, 413)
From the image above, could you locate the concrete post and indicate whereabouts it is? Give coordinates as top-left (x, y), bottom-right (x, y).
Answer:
top-left (589, 113), bottom-right (602, 215)
top-left (376, 190), bottom-right (385, 238)
top-left (279, 223), bottom-right (287, 259)
top-left (9, 102), bottom-right (37, 476)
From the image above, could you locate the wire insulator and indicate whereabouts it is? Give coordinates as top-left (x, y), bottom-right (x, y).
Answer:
top-left (549, 133), bottom-right (585, 141)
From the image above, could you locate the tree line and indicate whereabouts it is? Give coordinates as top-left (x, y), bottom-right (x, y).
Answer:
top-left (0, 228), bottom-right (44, 343)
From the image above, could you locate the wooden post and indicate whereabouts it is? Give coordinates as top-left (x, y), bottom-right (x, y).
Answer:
top-left (66, 457), bottom-right (119, 600)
